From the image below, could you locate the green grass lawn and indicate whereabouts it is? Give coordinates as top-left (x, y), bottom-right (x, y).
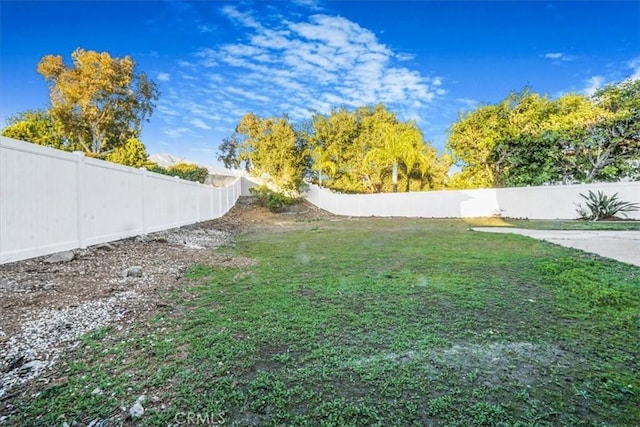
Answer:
top-left (12, 218), bottom-right (640, 426)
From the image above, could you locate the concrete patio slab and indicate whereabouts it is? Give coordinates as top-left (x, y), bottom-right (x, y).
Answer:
top-left (472, 228), bottom-right (640, 267)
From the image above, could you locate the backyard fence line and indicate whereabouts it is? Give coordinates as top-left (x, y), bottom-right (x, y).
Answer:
top-left (0, 136), bottom-right (241, 265)
top-left (304, 181), bottom-right (640, 220)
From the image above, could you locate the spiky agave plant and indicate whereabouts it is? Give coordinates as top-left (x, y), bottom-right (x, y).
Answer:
top-left (576, 190), bottom-right (640, 221)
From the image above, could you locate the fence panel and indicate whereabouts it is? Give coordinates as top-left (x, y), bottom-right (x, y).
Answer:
top-left (1, 136), bottom-right (241, 264)
top-left (82, 157), bottom-right (145, 246)
top-left (304, 182), bottom-right (640, 220)
top-left (1, 138), bottom-right (80, 262)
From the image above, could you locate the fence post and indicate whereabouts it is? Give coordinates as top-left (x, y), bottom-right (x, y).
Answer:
top-left (208, 185), bottom-right (215, 219)
top-left (174, 176), bottom-right (181, 226)
top-left (140, 167), bottom-right (147, 235)
top-left (74, 151), bottom-right (87, 249)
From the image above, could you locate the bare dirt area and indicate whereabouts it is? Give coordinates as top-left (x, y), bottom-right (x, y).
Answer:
top-left (0, 197), bottom-right (332, 407)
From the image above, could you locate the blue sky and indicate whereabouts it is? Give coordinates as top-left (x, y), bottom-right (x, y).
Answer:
top-left (1, 1), bottom-right (639, 168)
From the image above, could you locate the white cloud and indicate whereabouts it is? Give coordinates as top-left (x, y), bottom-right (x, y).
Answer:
top-left (582, 76), bottom-right (605, 96)
top-left (178, 60), bottom-right (196, 68)
top-left (157, 72), bottom-right (171, 82)
top-left (396, 53), bottom-right (416, 62)
top-left (163, 127), bottom-right (193, 138)
top-left (190, 119), bottom-right (211, 130)
top-left (157, 103), bottom-right (180, 117)
top-left (159, 6), bottom-right (445, 148)
top-left (220, 5), bottom-right (262, 30)
top-left (225, 87), bottom-right (271, 103)
top-left (627, 56), bottom-right (640, 81)
top-left (543, 52), bottom-right (574, 63)
top-left (291, 0), bottom-right (320, 8)
top-left (197, 9), bottom-right (439, 116)
top-left (456, 98), bottom-right (479, 109)
top-left (198, 24), bottom-right (215, 33)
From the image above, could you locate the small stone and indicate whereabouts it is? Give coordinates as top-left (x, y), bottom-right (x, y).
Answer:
top-left (129, 395), bottom-right (146, 418)
top-left (44, 251), bottom-right (75, 263)
top-left (120, 266), bottom-right (143, 278)
top-left (91, 387), bottom-right (103, 396)
top-left (95, 243), bottom-right (115, 251)
top-left (129, 401), bottom-right (144, 418)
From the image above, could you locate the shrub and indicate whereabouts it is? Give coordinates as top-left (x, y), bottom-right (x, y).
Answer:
top-left (145, 162), bottom-right (209, 183)
top-left (249, 185), bottom-right (298, 212)
top-left (575, 190), bottom-right (639, 221)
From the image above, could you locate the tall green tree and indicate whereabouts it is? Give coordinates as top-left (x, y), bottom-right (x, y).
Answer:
top-left (445, 87), bottom-right (633, 188)
top-left (229, 113), bottom-right (307, 190)
top-left (580, 78), bottom-right (640, 181)
top-left (303, 106), bottom-right (360, 188)
top-left (37, 48), bottom-right (159, 154)
top-left (306, 104), bottom-right (450, 193)
top-left (363, 121), bottom-right (423, 192)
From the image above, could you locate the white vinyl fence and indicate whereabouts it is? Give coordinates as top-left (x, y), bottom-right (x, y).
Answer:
top-left (0, 136), bottom-right (241, 264)
top-left (305, 181), bottom-right (640, 220)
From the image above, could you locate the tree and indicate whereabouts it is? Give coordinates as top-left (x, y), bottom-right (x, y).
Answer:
top-left (363, 121), bottom-right (424, 192)
top-left (581, 78), bottom-right (640, 181)
top-left (217, 134), bottom-right (244, 170)
top-left (1, 109), bottom-right (70, 150)
top-left (303, 106), bottom-right (359, 188)
top-left (446, 101), bottom-right (510, 189)
top-left (166, 163), bottom-right (209, 183)
top-left (105, 137), bottom-right (148, 168)
top-left (37, 48), bottom-right (159, 154)
top-left (445, 87), bottom-right (628, 188)
top-left (230, 113), bottom-right (307, 190)
top-left (306, 104), bottom-right (450, 193)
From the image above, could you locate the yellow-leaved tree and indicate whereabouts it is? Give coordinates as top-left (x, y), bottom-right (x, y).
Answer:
top-left (37, 48), bottom-right (159, 155)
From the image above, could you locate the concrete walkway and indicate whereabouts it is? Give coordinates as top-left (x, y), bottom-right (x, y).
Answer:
top-left (472, 228), bottom-right (640, 267)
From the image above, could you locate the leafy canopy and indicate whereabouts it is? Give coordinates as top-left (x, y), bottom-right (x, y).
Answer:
top-left (447, 81), bottom-right (639, 189)
top-left (1, 109), bottom-right (71, 150)
top-left (37, 48), bottom-right (159, 154)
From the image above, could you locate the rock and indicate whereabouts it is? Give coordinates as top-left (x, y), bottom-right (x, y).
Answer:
top-left (44, 251), bottom-right (75, 263)
top-left (120, 266), bottom-right (143, 278)
top-left (42, 282), bottom-right (56, 290)
top-left (168, 267), bottom-right (182, 279)
top-left (95, 243), bottom-right (115, 251)
top-left (87, 419), bottom-right (110, 427)
top-left (129, 395), bottom-right (146, 418)
top-left (18, 360), bottom-right (48, 374)
top-left (91, 387), bottom-right (104, 396)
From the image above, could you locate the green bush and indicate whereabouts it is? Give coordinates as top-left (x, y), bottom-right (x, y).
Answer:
top-left (249, 185), bottom-right (298, 212)
top-left (576, 190), bottom-right (639, 221)
top-left (145, 162), bottom-right (209, 183)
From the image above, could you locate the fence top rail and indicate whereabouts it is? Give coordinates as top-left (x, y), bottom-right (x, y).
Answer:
top-left (307, 179), bottom-right (640, 197)
top-left (1, 135), bottom-right (241, 191)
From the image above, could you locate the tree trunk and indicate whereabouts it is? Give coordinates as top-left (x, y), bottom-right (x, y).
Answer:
top-left (392, 162), bottom-right (398, 193)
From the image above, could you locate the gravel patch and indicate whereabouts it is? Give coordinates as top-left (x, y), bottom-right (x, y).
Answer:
top-left (0, 292), bottom-right (137, 398)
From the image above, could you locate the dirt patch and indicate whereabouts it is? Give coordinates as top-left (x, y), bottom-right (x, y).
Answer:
top-left (0, 197), bottom-right (333, 403)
